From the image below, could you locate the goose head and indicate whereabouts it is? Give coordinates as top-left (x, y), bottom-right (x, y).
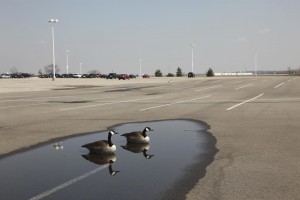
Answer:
top-left (108, 130), bottom-right (118, 135)
top-left (144, 127), bottom-right (154, 132)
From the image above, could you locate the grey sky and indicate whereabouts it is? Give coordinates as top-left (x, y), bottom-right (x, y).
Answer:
top-left (0, 0), bottom-right (299, 75)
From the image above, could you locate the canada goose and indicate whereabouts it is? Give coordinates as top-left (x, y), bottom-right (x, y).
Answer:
top-left (121, 143), bottom-right (154, 159)
top-left (121, 127), bottom-right (153, 143)
top-left (81, 130), bottom-right (118, 154)
top-left (82, 153), bottom-right (120, 176)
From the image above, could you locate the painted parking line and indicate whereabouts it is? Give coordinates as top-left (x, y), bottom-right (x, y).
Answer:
top-left (235, 83), bottom-right (253, 90)
top-left (226, 93), bottom-right (264, 111)
top-left (139, 95), bottom-right (211, 111)
top-left (28, 165), bottom-right (108, 200)
top-left (195, 85), bottom-right (222, 92)
top-left (60, 96), bottom-right (161, 111)
top-left (0, 102), bottom-right (52, 109)
top-left (274, 82), bottom-right (285, 88)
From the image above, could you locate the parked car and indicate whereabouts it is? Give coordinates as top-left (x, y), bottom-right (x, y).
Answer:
top-left (73, 73), bottom-right (82, 78)
top-left (129, 74), bottom-right (136, 78)
top-left (107, 73), bottom-right (117, 79)
top-left (81, 74), bottom-right (89, 78)
top-left (118, 74), bottom-right (130, 80)
top-left (1, 73), bottom-right (11, 78)
top-left (188, 72), bottom-right (195, 78)
top-left (49, 74), bottom-right (61, 78)
top-left (142, 74), bottom-right (150, 78)
top-left (100, 74), bottom-right (107, 78)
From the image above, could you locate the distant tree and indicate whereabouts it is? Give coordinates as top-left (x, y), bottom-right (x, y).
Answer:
top-left (10, 66), bottom-right (18, 74)
top-left (176, 67), bottom-right (183, 77)
top-left (44, 64), bottom-right (60, 74)
top-left (88, 69), bottom-right (101, 74)
top-left (38, 69), bottom-right (43, 76)
top-left (206, 68), bottom-right (215, 77)
top-left (155, 69), bottom-right (163, 77)
top-left (166, 73), bottom-right (174, 77)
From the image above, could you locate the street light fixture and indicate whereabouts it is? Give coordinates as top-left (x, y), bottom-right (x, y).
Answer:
top-left (191, 44), bottom-right (196, 73)
top-left (66, 50), bottom-right (70, 74)
top-left (48, 19), bottom-right (58, 81)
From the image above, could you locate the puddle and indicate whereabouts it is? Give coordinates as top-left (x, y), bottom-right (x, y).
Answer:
top-left (0, 120), bottom-right (218, 200)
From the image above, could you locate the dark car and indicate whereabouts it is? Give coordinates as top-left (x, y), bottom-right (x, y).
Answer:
top-left (100, 74), bottom-right (107, 78)
top-left (11, 73), bottom-right (21, 78)
top-left (118, 74), bottom-right (130, 80)
top-left (129, 74), bottom-right (136, 78)
top-left (142, 74), bottom-right (150, 78)
top-left (81, 74), bottom-right (89, 78)
top-left (87, 73), bottom-right (97, 78)
top-left (107, 73), bottom-right (117, 79)
top-left (49, 74), bottom-right (61, 78)
top-left (20, 73), bottom-right (31, 78)
top-left (188, 72), bottom-right (195, 78)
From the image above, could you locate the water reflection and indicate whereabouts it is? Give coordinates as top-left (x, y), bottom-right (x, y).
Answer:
top-left (53, 142), bottom-right (63, 150)
top-left (82, 153), bottom-right (120, 176)
top-left (121, 143), bottom-right (155, 159)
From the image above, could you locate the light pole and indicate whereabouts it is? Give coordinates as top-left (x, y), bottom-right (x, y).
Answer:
top-left (66, 50), bottom-right (70, 74)
top-left (48, 19), bottom-right (58, 81)
top-left (139, 58), bottom-right (142, 78)
top-left (254, 52), bottom-right (258, 76)
top-left (80, 62), bottom-right (82, 74)
top-left (191, 44), bottom-right (196, 73)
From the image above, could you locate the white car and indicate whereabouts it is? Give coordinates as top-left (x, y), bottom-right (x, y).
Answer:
top-left (73, 74), bottom-right (82, 78)
top-left (1, 74), bottom-right (11, 78)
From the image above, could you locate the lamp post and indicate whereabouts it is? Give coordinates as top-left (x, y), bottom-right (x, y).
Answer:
top-left (80, 62), bottom-right (82, 74)
top-left (191, 44), bottom-right (196, 73)
top-left (66, 50), bottom-right (70, 74)
top-left (254, 52), bottom-right (258, 76)
top-left (139, 58), bottom-right (142, 78)
top-left (48, 19), bottom-right (58, 81)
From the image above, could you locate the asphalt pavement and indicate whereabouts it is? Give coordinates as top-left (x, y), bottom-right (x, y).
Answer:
top-left (0, 76), bottom-right (299, 199)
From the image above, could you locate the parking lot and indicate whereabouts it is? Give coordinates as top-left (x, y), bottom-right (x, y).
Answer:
top-left (0, 76), bottom-right (300, 199)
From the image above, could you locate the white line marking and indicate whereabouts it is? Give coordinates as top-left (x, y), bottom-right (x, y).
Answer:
top-left (235, 84), bottom-right (253, 90)
top-left (140, 95), bottom-right (211, 111)
top-left (195, 85), bottom-right (222, 92)
top-left (61, 96), bottom-right (161, 111)
top-left (28, 165), bottom-right (108, 200)
top-left (0, 102), bottom-right (52, 109)
top-left (274, 82), bottom-right (285, 88)
top-left (226, 93), bottom-right (264, 111)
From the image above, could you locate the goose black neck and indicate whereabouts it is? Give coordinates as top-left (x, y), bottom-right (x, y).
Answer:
top-left (142, 149), bottom-right (148, 157)
top-left (108, 133), bottom-right (113, 147)
top-left (142, 129), bottom-right (148, 138)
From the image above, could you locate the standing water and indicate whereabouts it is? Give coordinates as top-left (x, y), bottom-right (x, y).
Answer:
top-left (0, 120), bottom-right (218, 200)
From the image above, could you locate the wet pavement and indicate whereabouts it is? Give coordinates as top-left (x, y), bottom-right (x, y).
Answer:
top-left (0, 120), bottom-right (217, 200)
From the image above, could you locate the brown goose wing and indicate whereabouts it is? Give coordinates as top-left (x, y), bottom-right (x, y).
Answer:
top-left (82, 140), bottom-right (109, 153)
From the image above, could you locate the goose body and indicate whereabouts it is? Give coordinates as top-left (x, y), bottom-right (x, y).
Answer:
top-left (121, 127), bottom-right (153, 144)
top-left (82, 130), bottom-right (118, 154)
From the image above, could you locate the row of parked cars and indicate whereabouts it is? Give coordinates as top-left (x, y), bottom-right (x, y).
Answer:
top-left (0, 73), bottom-right (32, 78)
top-left (1, 72), bottom-right (151, 79)
top-left (38, 73), bottom-right (150, 79)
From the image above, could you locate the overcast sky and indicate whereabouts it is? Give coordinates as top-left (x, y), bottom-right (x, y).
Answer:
top-left (0, 0), bottom-right (299, 75)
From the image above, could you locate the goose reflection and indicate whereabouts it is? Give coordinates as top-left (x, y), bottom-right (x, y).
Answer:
top-left (121, 143), bottom-right (154, 159)
top-left (82, 153), bottom-right (120, 176)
